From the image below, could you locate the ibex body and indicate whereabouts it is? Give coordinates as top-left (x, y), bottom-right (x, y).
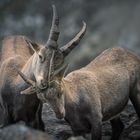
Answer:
top-left (0, 6), bottom-right (86, 129)
top-left (37, 47), bottom-right (140, 139)
top-left (0, 35), bottom-right (45, 130)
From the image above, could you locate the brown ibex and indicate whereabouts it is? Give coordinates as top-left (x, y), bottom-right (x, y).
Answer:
top-left (0, 5), bottom-right (86, 130)
top-left (23, 47), bottom-right (140, 139)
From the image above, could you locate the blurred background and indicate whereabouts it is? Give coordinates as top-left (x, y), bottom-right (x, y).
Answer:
top-left (1, 0), bottom-right (140, 140)
top-left (1, 0), bottom-right (140, 72)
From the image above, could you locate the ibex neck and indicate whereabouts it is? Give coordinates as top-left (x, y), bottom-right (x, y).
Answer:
top-left (62, 78), bottom-right (79, 104)
top-left (22, 54), bottom-right (35, 80)
top-left (13, 54), bottom-right (36, 92)
top-left (16, 54), bottom-right (35, 85)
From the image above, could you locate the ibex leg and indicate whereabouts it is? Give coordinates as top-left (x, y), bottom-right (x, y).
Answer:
top-left (110, 116), bottom-right (124, 140)
top-left (32, 103), bottom-right (45, 131)
top-left (2, 103), bottom-right (14, 127)
top-left (90, 114), bottom-right (102, 140)
top-left (130, 80), bottom-right (140, 119)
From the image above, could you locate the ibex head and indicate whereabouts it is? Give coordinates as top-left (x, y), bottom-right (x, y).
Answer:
top-left (17, 5), bottom-right (86, 94)
top-left (38, 65), bottom-right (68, 119)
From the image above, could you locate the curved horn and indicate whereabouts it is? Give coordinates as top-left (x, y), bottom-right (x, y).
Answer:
top-left (60, 21), bottom-right (87, 57)
top-left (14, 66), bottom-right (35, 86)
top-left (46, 5), bottom-right (59, 49)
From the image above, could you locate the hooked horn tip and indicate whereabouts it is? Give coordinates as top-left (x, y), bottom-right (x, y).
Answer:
top-left (20, 91), bottom-right (25, 94)
top-left (52, 4), bottom-right (56, 9)
top-left (82, 21), bottom-right (86, 26)
top-left (82, 21), bottom-right (87, 31)
top-left (52, 5), bottom-right (57, 16)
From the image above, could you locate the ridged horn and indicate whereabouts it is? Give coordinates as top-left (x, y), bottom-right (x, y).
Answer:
top-left (14, 66), bottom-right (35, 86)
top-left (46, 5), bottom-right (59, 49)
top-left (60, 21), bottom-right (87, 56)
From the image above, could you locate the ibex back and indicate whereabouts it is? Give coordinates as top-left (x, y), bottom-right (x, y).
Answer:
top-left (0, 5), bottom-right (86, 130)
top-left (30, 47), bottom-right (140, 139)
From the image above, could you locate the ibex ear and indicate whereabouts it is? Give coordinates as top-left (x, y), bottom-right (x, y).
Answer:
top-left (25, 37), bottom-right (40, 53)
top-left (54, 64), bottom-right (68, 80)
top-left (20, 86), bottom-right (36, 95)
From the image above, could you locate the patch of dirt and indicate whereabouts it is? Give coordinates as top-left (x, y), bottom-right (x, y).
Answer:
top-left (0, 102), bottom-right (139, 140)
top-left (43, 102), bottom-right (140, 140)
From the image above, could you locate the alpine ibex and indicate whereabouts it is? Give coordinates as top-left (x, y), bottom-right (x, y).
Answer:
top-left (23, 47), bottom-right (140, 139)
top-left (0, 5), bottom-right (86, 130)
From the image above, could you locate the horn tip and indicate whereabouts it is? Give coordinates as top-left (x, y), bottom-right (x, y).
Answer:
top-left (82, 21), bottom-right (87, 33)
top-left (82, 21), bottom-right (87, 27)
top-left (20, 91), bottom-right (24, 94)
top-left (52, 4), bottom-right (56, 10)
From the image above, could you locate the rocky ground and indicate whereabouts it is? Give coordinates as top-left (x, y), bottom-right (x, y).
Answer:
top-left (0, 102), bottom-right (140, 140)
top-left (0, 124), bottom-right (54, 140)
top-left (42, 102), bottom-right (140, 140)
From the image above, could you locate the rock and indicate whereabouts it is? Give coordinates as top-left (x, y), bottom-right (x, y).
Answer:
top-left (0, 124), bottom-right (54, 140)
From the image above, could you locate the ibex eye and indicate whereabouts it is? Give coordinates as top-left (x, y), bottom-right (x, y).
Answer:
top-left (39, 55), bottom-right (42, 59)
top-left (39, 55), bottom-right (44, 62)
top-left (57, 92), bottom-right (62, 98)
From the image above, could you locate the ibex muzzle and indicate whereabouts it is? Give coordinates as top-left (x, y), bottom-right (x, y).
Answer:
top-left (17, 5), bottom-right (86, 94)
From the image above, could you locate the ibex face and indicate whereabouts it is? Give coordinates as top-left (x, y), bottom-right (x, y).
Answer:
top-left (37, 66), bottom-right (67, 119)
top-left (44, 81), bottom-right (65, 119)
top-left (19, 5), bottom-right (86, 95)
top-left (31, 47), bottom-right (64, 89)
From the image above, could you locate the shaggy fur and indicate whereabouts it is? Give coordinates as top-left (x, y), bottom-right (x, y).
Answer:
top-left (44, 47), bottom-right (140, 140)
top-left (0, 36), bottom-right (45, 130)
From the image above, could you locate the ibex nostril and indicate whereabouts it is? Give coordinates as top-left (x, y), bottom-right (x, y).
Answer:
top-left (43, 83), bottom-right (47, 87)
top-left (40, 80), bottom-right (47, 88)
